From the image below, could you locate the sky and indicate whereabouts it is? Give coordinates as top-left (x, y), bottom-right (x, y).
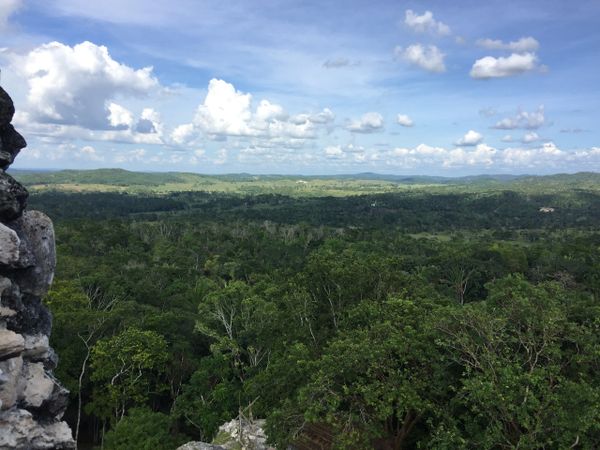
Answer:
top-left (1, 0), bottom-right (599, 175)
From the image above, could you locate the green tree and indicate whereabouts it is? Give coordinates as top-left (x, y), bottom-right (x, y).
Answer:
top-left (104, 407), bottom-right (188, 450)
top-left (88, 327), bottom-right (169, 423)
top-left (437, 275), bottom-right (600, 448)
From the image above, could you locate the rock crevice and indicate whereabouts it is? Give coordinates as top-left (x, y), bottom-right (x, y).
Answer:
top-left (0, 86), bottom-right (75, 449)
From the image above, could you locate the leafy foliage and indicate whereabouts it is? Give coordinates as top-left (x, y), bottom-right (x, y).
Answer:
top-left (26, 172), bottom-right (600, 448)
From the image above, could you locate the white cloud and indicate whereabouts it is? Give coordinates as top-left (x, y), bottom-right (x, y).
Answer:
top-left (0, 0), bottom-right (21, 30)
top-left (194, 78), bottom-right (254, 136)
top-left (183, 78), bottom-right (332, 144)
top-left (444, 144), bottom-right (496, 167)
top-left (396, 114), bottom-right (414, 127)
top-left (455, 130), bottom-right (483, 146)
top-left (381, 142), bottom-right (600, 171)
top-left (107, 102), bottom-right (134, 128)
top-left (493, 106), bottom-right (545, 130)
top-left (256, 99), bottom-right (288, 122)
top-left (171, 123), bottom-right (196, 145)
top-left (404, 10), bottom-right (451, 36)
top-left (291, 108), bottom-right (335, 125)
top-left (396, 44), bottom-right (446, 73)
top-left (347, 112), bottom-right (384, 133)
top-left (136, 108), bottom-right (163, 135)
top-left (476, 37), bottom-right (539, 52)
top-left (79, 145), bottom-right (104, 161)
top-left (324, 145), bottom-right (344, 158)
top-left (501, 135), bottom-right (514, 142)
top-left (13, 41), bottom-right (159, 129)
top-left (470, 53), bottom-right (538, 79)
top-left (521, 132), bottom-right (540, 143)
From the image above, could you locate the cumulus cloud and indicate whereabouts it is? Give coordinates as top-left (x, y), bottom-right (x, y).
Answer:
top-left (322, 144), bottom-right (367, 162)
top-left (444, 144), bottom-right (496, 167)
top-left (396, 114), bottom-right (414, 127)
top-left (347, 112), bottom-right (384, 133)
top-left (470, 53), bottom-right (538, 79)
top-left (455, 130), bottom-right (483, 146)
top-left (492, 106), bottom-right (545, 130)
top-left (181, 78), bottom-right (333, 144)
top-left (476, 37), bottom-right (539, 52)
top-left (383, 142), bottom-right (600, 171)
top-left (404, 10), bottom-right (451, 35)
top-left (171, 123), bottom-right (196, 145)
top-left (135, 108), bottom-right (162, 135)
top-left (13, 41), bottom-right (159, 129)
top-left (396, 44), bottom-right (446, 73)
top-left (0, 0), bottom-right (21, 30)
top-left (107, 102), bottom-right (134, 129)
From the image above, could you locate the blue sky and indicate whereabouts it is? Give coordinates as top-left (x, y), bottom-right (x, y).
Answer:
top-left (1, 0), bottom-right (599, 175)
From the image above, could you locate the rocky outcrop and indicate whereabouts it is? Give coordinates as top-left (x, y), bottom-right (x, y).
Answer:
top-left (0, 86), bottom-right (75, 448)
top-left (177, 418), bottom-right (275, 450)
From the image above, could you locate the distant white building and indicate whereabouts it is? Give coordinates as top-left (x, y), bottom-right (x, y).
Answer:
top-left (539, 207), bottom-right (555, 213)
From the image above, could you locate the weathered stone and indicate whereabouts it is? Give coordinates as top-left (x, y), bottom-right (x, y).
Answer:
top-left (0, 86), bottom-right (73, 448)
top-left (0, 87), bottom-right (15, 126)
top-left (0, 276), bottom-right (12, 298)
top-left (5, 294), bottom-right (52, 336)
top-left (179, 419), bottom-right (274, 450)
top-left (0, 222), bottom-right (20, 265)
top-left (0, 329), bottom-right (24, 360)
top-left (0, 124), bottom-right (27, 170)
top-left (12, 211), bottom-right (56, 296)
top-left (0, 277), bottom-right (17, 317)
top-left (23, 334), bottom-right (50, 361)
top-left (18, 362), bottom-right (55, 409)
top-left (40, 376), bottom-right (70, 419)
top-left (177, 443), bottom-right (226, 450)
top-left (0, 355), bottom-right (23, 409)
top-left (0, 171), bottom-right (28, 221)
top-left (0, 408), bottom-right (75, 449)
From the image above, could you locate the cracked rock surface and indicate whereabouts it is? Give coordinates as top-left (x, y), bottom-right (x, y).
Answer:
top-left (0, 86), bottom-right (75, 449)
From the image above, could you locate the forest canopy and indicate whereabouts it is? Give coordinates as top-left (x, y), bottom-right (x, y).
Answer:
top-left (18, 171), bottom-right (600, 449)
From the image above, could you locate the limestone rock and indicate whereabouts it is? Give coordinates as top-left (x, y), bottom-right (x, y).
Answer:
top-left (0, 124), bottom-right (27, 170)
top-left (0, 356), bottom-right (23, 409)
top-left (0, 171), bottom-right (28, 221)
top-left (178, 419), bottom-right (274, 450)
top-left (177, 443), bottom-right (226, 450)
top-left (18, 362), bottom-right (55, 409)
top-left (0, 329), bottom-right (24, 360)
top-left (23, 334), bottom-right (50, 361)
top-left (12, 211), bottom-right (56, 296)
top-left (0, 86), bottom-right (73, 448)
top-left (0, 408), bottom-right (75, 449)
top-left (5, 294), bottom-right (52, 336)
top-left (0, 222), bottom-right (20, 265)
top-left (0, 87), bottom-right (15, 126)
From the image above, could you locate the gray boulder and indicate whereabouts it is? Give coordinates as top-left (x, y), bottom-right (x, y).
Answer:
top-left (0, 87), bottom-right (15, 126)
top-left (0, 171), bottom-right (28, 221)
top-left (0, 222), bottom-right (20, 265)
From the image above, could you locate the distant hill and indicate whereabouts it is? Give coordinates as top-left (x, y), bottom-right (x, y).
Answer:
top-left (8, 168), bottom-right (600, 197)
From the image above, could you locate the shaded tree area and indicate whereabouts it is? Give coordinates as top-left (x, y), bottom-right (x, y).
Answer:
top-left (36, 188), bottom-right (600, 449)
